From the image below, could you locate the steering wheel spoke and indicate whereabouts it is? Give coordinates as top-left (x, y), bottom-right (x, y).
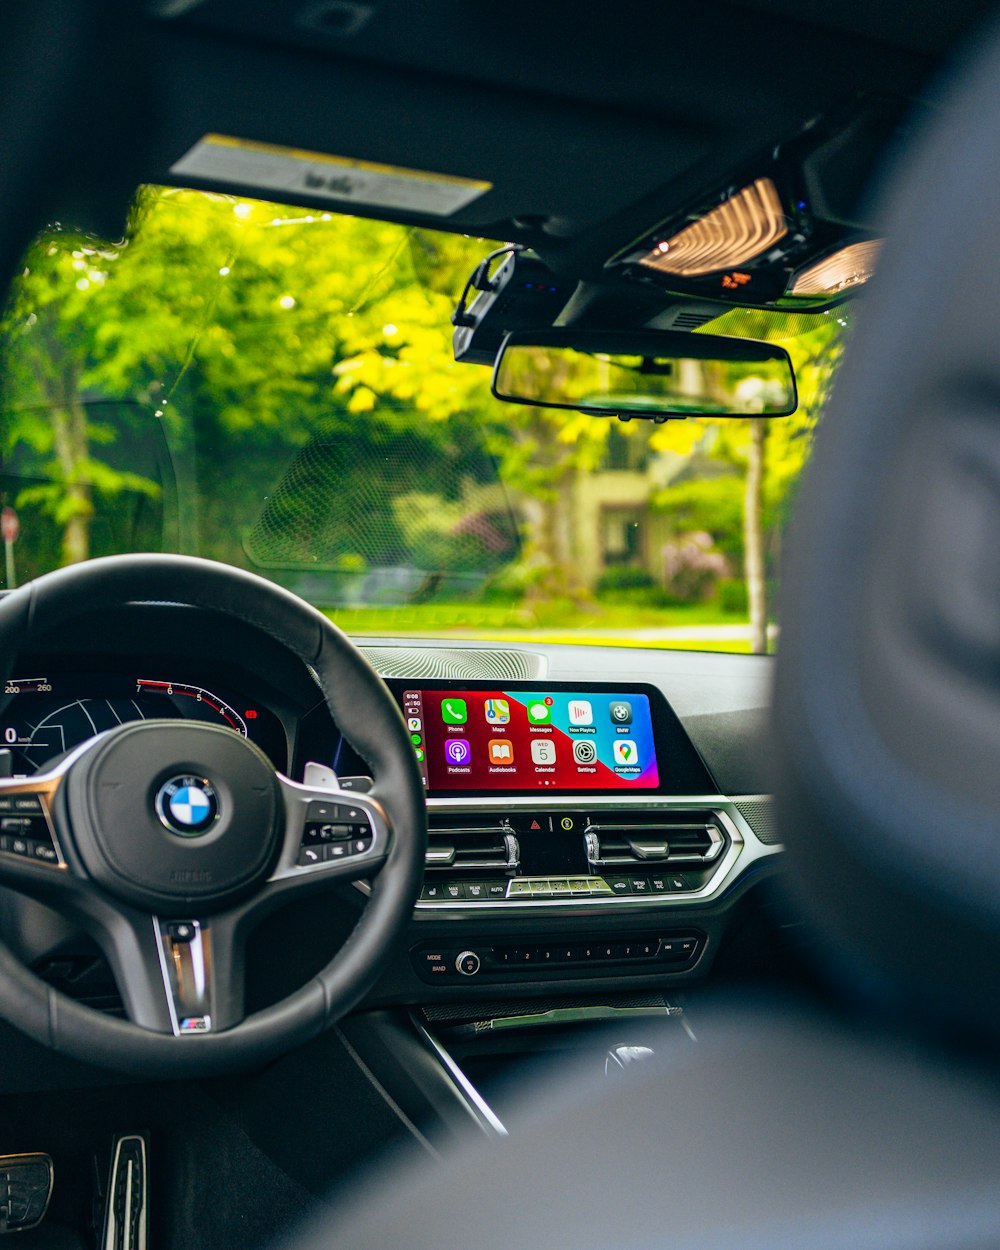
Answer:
top-left (150, 914), bottom-right (245, 1035)
top-left (270, 775), bottom-right (391, 887)
top-left (76, 905), bottom-right (245, 1036)
top-left (0, 778), bottom-right (69, 876)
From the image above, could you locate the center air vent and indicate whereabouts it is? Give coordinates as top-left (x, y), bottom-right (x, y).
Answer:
top-left (426, 814), bottom-right (520, 875)
top-left (584, 810), bottom-right (724, 872)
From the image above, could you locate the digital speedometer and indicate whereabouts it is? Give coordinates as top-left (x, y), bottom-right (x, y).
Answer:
top-left (0, 674), bottom-right (280, 776)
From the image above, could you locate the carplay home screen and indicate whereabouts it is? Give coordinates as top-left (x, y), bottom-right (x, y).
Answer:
top-left (402, 689), bottom-right (660, 792)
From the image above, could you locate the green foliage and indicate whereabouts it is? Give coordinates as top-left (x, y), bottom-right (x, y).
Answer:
top-left (0, 185), bottom-right (847, 644)
top-left (715, 576), bottom-right (748, 615)
top-left (652, 475), bottom-right (744, 564)
top-left (595, 566), bottom-right (669, 608)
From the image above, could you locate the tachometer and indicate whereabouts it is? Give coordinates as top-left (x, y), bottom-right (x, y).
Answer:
top-left (134, 679), bottom-right (248, 735)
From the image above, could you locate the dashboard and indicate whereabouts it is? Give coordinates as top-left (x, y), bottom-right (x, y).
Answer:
top-left (0, 601), bottom-right (781, 1011)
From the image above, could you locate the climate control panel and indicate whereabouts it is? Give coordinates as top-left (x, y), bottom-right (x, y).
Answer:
top-left (417, 802), bottom-right (742, 908)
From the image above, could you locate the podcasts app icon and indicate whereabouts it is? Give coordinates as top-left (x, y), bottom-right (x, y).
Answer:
top-left (445, 738), bottom-right (471, 767)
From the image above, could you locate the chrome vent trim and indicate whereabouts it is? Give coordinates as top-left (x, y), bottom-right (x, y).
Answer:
top-left (359, 646), bottom-right (546, 681)
top-left (584, 811), bottom-right (724, 870)
top-left (426, 814), bottom-right (519, 873)
top-left (408, 797), bottom-right (764, 911)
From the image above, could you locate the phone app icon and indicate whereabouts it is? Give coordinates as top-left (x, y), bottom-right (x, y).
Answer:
top-left (414, 747), bottom-right (425, 763)
top-left (407, 716), bottom-right (421, 732)
top-left (609, 701), bottom-right (632, 725)
top-left (526, 699), bottom-right (551, 725)
top-left (531, 739), bottom-right (556, 765)
top-left (441, 698), bottom-right (467, 725)
top-left (484, 698), bottom-right (510, 725)
top-left (488, 738), bottom-right (515, 765)
top-left (573, 740), bottom-right (597, 765)
top-left (445, 738), bottom-right (471, 766)
top-left (568, 699), bottom-right (593, 725)
top-left (613, 739), bottom-right (638, 767)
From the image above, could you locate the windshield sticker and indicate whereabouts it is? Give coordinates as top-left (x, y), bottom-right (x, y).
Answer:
top-left (170, 134), bottom-right (491, 216)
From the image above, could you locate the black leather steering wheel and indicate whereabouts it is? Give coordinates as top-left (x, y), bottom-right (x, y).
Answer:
top-left (0, 554), bottom-right (427, 1077)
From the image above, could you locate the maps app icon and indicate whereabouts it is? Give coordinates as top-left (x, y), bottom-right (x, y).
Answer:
top-left (613, 739), bottom-right (639, 767)
top-left (484, 698), bottom-right (510, 725)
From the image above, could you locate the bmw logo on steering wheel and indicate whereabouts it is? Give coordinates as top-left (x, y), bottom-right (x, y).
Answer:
top-left (155, 775), bottom-right (220, 837)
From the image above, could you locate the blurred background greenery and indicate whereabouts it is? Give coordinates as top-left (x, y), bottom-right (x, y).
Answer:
top-left (0, 188), bottom-right (847, 652)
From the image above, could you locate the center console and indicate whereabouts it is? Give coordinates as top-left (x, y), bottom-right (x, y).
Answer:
top-left (373, 680), bottom-right (777, 990)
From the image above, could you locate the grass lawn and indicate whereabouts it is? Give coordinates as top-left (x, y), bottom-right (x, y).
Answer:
top-left (325, 600), bottom-right (764, 653)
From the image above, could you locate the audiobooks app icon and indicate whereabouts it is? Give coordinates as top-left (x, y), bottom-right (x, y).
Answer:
top-left (488, 738), bottom-right (514, 765)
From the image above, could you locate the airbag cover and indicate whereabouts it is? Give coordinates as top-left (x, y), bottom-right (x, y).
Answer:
top-left (64, 721), bottom-right (281, 913)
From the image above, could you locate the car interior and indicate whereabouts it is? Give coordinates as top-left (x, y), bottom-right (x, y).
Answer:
top-left (3, 2), bottom-right (1000, 1248)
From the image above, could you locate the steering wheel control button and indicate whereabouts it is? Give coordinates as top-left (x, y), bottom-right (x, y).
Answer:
top-left (0, 795), bottom-right (60, 866)
top-left (0, 816), bottom-right (33, 832)
top-left (299, 800), bottom-right (374, 864)
top-left (155, 776), bottom-right (220, 837)
top-left (456, 950), bottom-right (482, 976)
top-left (166, 922), bottom-right (196, 943)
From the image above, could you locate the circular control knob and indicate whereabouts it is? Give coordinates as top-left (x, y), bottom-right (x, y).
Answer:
top-left (455, 950), bottom-right (481, 976)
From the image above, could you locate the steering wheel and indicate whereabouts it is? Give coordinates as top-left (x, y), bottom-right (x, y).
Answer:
top-left (0, 554), bottom-right (427, 1077)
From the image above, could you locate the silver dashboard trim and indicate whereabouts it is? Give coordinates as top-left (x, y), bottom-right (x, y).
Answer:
top-left (414, 1017), bottom-right (508, 1138)
top-left (413, 795), bottom-right (779, 912)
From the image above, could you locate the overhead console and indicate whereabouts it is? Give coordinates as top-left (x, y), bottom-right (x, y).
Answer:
top-left (383, 680), bottom-right (763, 916)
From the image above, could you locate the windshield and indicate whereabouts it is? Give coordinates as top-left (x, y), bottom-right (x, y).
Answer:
top-left (0, 187), bottom-right (849, 654)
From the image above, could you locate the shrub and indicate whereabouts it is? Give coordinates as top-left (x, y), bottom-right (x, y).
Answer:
top-left (716, 576), bottom-right (748, 615)
top-left (661, 531), bottom-right (730, 602)
top-left (595, 566), bottom-right (669, 607)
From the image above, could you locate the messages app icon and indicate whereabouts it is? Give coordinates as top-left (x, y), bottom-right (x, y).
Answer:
top-left (526, 699), bottom-right (551, 725)
top-left (441, 698), bottom-right (467, 725)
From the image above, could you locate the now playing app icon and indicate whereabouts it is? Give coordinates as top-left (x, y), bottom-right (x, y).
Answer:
top-left (613, 739), bottom-right (639, 768)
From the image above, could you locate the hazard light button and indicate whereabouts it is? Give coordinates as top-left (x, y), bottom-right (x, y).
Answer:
top-left (506, 813), bottom-right (554, 835)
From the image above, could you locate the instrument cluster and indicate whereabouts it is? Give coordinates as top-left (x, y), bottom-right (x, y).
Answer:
top-left (0, 672), bottom-right (288, 776)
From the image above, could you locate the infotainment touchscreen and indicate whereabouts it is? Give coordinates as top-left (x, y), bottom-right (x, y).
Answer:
top-left (400, 687), bottom-right (660, 793)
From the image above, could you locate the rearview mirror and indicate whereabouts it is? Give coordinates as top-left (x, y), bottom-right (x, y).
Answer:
top-left (491, 329), bottom-right (797, 419)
